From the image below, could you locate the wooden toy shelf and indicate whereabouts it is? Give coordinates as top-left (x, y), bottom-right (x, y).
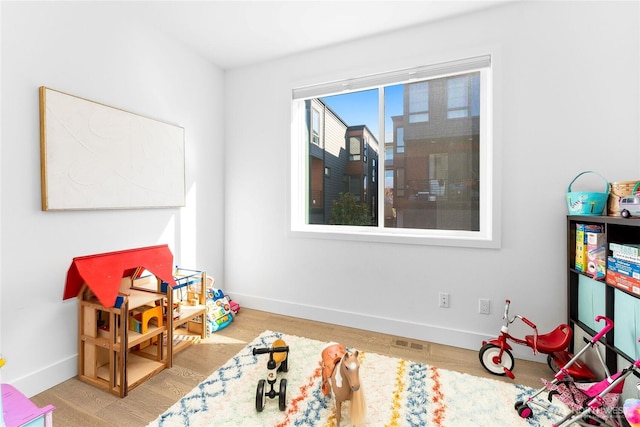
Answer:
top-left (136, 267), bottom-right (207, 362)
top-left (66, 245), bottom-right (209, 398)
top-left (78, 282), bottom-right (169, 397)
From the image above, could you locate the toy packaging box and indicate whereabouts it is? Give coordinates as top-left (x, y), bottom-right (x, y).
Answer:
top-left (608, 256), bottom-right (640, 280)
top-left (586, 231), bottom-right (606, 279)
top-left (575, 224), bottom-right (604, 272)
top-left (606, 269), bottom-right (640, 296)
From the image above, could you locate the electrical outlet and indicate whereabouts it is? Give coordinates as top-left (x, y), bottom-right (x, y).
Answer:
top-left (479, 298), bottom-right (490, 314)
top-left (439, 292), bottom-right (450, 308)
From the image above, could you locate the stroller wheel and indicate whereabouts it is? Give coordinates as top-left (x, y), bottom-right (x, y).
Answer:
top-left (517, 403), bottom-right (533, 418)
top-left (479, 344), bottom-right (514, 376)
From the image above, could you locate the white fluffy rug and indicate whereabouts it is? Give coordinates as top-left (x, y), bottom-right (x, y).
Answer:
top-left (148, 330), bottom-right (568, 426)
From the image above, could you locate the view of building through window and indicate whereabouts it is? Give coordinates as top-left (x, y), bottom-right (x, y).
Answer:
top-left (302, 67), bottom-right (484, 232)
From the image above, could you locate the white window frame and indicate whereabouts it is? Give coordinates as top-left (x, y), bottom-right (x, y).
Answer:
top-left (290, 54), bottom-right (500, 249)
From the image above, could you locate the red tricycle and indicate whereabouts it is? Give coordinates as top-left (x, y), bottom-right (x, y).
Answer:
top-left (479, 299), bottom-right (599, 381)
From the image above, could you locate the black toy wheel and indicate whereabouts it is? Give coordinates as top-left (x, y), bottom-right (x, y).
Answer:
top-left (256, 379), bottom-right (266, 412)
top-left (279, 379), bottom-right (287, 411)
top-left (622, 209), bottom-right (631, 218)
top-left (517, 403), bottom-right (533, 418)
top-left (547, 354), bottom-right (560, 373)
top-left (514, 400), bottom-right (524, 411)
top-left (479, 343), bottom-right (514, 375)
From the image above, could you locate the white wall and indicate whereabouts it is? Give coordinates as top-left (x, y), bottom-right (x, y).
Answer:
top-left (0, 2), bottom-right (225, 396)
top-left (224, 1), bottom-right (639, 361)
top-left (1, 0), bottom-right (638, 399)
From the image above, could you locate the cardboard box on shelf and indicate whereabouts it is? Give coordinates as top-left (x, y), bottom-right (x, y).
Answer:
top-left (576, 224), bottom-right (604, 272)
top-left (606, 269), bottom-right (640, 296)
top-left (607, 256), bottom-right (640, 280)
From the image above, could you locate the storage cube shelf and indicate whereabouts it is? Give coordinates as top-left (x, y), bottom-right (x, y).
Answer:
top-left (568, 215), bottom-right (640, 373)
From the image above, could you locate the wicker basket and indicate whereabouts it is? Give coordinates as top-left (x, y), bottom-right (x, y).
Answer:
top-left (566, 171), bottom-right (610, 216)
top-left (608, 180), bottom-right (640, 216)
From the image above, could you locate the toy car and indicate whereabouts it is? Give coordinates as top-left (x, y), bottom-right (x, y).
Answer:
top-left (620, 194), bottom-right (640, 218)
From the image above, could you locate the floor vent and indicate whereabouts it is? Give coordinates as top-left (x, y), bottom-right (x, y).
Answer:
top-left (393, 339), bottom-right (424, 351)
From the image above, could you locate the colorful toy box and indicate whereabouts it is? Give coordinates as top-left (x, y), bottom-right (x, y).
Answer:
top-left (575, 224), bottom-right (604, 272)
top-left (608, 256), bottom-right (640, 280)
top-left (586, 231), bottom-right (607, 279)
top-left (606, 269), bottom-right (640, 296)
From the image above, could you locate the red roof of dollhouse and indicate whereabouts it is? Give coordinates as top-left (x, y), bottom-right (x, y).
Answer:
top-left (63, 244), bottom-right (177, 308)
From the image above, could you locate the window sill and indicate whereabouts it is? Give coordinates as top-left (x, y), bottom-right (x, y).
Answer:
top-left (289, 225), bottom-right (500, 249)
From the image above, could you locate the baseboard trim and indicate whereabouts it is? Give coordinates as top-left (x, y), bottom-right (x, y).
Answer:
top-left (234, 293), bottom-right (543, 363)
top-left (9, 354), bottom-right (77, 398)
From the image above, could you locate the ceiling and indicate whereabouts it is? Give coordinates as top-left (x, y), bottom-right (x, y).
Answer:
top-left (132, 1), bottom-right (513, 70)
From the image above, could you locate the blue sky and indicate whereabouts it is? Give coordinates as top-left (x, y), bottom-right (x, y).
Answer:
top-left (321, 85), bottom-right (403, 143)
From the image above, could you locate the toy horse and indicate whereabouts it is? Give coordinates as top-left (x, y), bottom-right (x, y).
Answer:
top-left (321, 343), bottom-right (366, 427)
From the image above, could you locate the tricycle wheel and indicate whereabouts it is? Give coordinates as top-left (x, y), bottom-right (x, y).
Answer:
top-left (279, 379), bottom-right (287, 411)
top-left (479, 343), bottom-right (514, 376)
top-left (256, 379), bottom-right (266, 412)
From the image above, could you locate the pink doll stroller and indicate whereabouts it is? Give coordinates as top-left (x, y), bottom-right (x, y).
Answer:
top-left (514, 315), bottom-right (620, 424)
top-left (550, 350), bottom-right (640, 426)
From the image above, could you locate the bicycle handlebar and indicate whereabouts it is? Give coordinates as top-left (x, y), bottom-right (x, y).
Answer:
top-left (502, 299), bottom-right (511, 321)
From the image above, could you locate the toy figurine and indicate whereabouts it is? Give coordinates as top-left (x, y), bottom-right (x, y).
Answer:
top-left (321, 343), bottom-right (366, 427)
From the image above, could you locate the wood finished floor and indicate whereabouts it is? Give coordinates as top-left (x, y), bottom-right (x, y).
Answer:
top-left (30, 308), bottom-right (551, 426)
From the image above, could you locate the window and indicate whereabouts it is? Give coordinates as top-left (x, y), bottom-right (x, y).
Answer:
top-left (311, 108), bottom-right (320, 144)
top-left (409, 82), bottom-right (429, 123)
top-left (447, 74), bottom-right (481, 119)
top-left (349, 136), bottom-right (361, 161)
top-left (291, 54), bottom-right (497, 248)
top-left (396, 127), bottom-right (404, 154)
top-left (385, 147), bottom-right (393, 162)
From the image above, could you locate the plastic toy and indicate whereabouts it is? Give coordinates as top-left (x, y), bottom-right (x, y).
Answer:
top-left (536, 339), bottom-right (640, 426)
top-left (620, 193), bottom-right (640, 218)
top-left (479, 299), bottom-right (597, 381)
top-left (513, 314), bottom-right (613, 420)
top-left (206, 287), bottom-right (233, 332)
top-left (624, 398), bottom-right (640, 427)
top-left (321, 343), bottom-right (366, 427)
top-left (253, 338), bottom-right (289, 412)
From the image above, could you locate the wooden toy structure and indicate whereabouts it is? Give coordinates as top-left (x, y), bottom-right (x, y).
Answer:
top-left (63, 245), bottom-right (207, 397)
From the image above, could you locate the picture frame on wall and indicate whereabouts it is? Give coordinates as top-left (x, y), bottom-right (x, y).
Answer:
top-left (39, 86), bottom-right (186, 211)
